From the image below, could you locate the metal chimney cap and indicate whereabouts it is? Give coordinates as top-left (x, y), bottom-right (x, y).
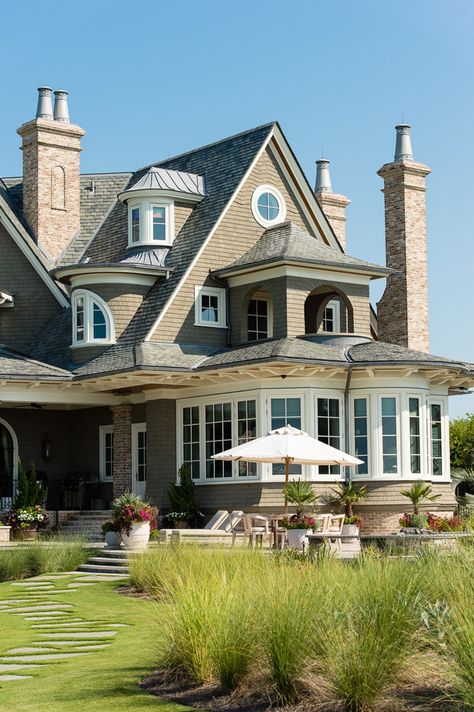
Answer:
top-left (315, 158), bottom-right (332, 193)
top-left (394, 123), bottom-right (414, 161)
top-left (36, 86), bottom-right (53, 120)
top-left (53, 89), bottom-right (70, 123)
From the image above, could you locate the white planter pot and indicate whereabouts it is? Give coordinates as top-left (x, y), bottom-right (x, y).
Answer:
top-left (342, 524), bottom-right (359, 537)
top-left (104, 531), bottom-right (122, 549)
top-left (287, 529), bottom-right (311, 551)
top-left (122, 521), bottom-right (150, 551)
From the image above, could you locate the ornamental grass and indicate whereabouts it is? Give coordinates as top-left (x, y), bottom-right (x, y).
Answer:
top-left (0, 537), bottom-right (90, 581)
top-left (134, 543), bottom-right (474, 710)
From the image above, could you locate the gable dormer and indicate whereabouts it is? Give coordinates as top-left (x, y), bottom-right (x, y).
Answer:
top-left (118, 167), bottom-right (206, 248)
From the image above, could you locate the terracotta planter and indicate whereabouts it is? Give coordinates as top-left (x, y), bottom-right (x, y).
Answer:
top-left (287, 529), bottom-right (311, 551)
top-left (104, 531), bottom-right (122, 549)
top-left (0, 526), bottom-right (11, 543)
top-left (15, 526), bottom-right (38, 541)
top-left (122, 521), bottom-right (150, 551)
top-left (173, 521), bottom-right (189, 530)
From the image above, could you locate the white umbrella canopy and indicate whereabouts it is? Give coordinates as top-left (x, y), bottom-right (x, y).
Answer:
top-left (212, 424), bottom-right (363, 513)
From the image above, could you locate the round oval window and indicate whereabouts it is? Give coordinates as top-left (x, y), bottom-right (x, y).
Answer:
top-left (257, 191), bottom-right (280, 222)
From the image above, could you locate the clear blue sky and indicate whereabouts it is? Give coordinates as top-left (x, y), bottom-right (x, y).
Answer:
top-left (1, 0), bottom-right (473, 417)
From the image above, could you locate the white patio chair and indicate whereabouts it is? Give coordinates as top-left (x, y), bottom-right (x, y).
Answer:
top-left (165, 511), bottom-right (246, 545)
top-left (325, 514), bottom-right (345, 554)
top-left (243, 514), bottom-right (272, 548)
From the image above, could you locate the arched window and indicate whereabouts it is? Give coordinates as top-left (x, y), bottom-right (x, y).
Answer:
top-left (72, 290), bottom-right (115, 346)
top-left (247, 289), bottom-right (273, 341)
top-left (0, 418), bottom-right (18, 509)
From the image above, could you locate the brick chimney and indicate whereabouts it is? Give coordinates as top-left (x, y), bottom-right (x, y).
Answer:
top-left (17, 87), bottom-right (85, 264)
top-left (314, 158), bottom-right (350, 251)
top-left (377, 124), bottom-right (431, 352)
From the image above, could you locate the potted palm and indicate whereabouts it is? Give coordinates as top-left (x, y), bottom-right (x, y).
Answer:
top-left (281, 479), bottom-right (318, 550)
top-left (331, 481), bottom-right (368, 536)
top-left (400, 481), bottom-right (442, 529)
top-left (113, 492), bottom-right (157, 550)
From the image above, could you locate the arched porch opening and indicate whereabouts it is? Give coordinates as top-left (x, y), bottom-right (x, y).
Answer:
top-left (304, 285), bottom-right (354, 334)
top-left (0, 417), bottom-right (18, 510)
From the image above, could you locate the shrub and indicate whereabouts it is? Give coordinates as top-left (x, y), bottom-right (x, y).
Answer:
top-left (0, 538), bottom-right (91, 581)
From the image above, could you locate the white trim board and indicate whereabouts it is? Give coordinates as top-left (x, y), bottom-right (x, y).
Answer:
top-left (0, 211), bottom-right (69, 308)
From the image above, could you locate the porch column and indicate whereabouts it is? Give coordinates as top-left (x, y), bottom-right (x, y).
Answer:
top-left (111, 404), bottom-right (132, 498)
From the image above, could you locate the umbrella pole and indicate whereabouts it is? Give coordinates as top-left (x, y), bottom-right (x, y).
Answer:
top-left (284, 457), bottom-right (289, 516)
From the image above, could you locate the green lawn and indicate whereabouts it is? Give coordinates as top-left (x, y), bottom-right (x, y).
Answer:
top-left (0, 575), bottom-right (192, 711)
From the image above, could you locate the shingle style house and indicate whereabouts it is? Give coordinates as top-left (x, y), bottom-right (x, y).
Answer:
top-left (0, 87), bottom-right (473, 532)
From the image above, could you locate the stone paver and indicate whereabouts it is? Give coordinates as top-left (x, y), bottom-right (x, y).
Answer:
top-left (7, 647), bottom-right (58, 654)
top-left (35, 640), bottom-right (109, 647)
top-left (0, 674), bottom-right (33, 681)
top-left (0, 653), bottom-right (89, 662)
top-left (0, 663), bottom-right (41, 672)
top-left (69, 644), bottom-right (109, 651)
top-left (39, 631), bottom-right (117, 639)
top-left (25, 615), bottom-right (73, 621)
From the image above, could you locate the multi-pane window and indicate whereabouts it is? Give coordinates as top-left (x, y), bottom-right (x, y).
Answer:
top-left (93, 303), bottom-right (107, 339)
top-left (257, 191), bottom-right (280, 221)
top-left (205, 403), bottom-right (232, 479)
top-left (430, 404), bottom-right (443, 476)
top-left (182, 406), bottom-right (200, 480)
top-left (152, 206), bottom-right (166, 240)
top-left (73, 291), bottom-right (113, 345)
top-left (131, 207), bottom-right (140, 242)
top-left (271, 398), bottom-right (301, 475)
top-left (99, 426), bottom-right (113, 481)
top-left (136, 430), bottom-right (147, 484)
top-left (353, 398), bottom-right (369, 475)
top-left (195, 287), bottom-right (226, 328)
top-left (75, 296), bottom-right (85, 342)
top-left (201, 294), bottom-right (219, 323)
top-left (322, 300), bottom-right (340, 332)
top-left (317, 398), bottom-right (341, 475)
top-left (381, 397), bottom-right (398, 474)
top-left (248, 299), bottom-right (269, 341)
top-left (237, 400), bottom-right (257, 477)
top-left (409, 398), bottom-right (421, 474)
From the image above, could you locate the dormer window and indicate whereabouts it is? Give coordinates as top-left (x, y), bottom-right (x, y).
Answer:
top-left (72, 290), bottom-right (115, 346)
top-left (194, 286), bottom-right (226, 328)
top-left (322, 299), bottom-right (341, 333)
top-left (127, 199), bottom-right (174, 248)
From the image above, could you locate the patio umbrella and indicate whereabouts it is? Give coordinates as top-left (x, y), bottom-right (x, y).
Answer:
top-left (212, 424), bottom-right (363, 514)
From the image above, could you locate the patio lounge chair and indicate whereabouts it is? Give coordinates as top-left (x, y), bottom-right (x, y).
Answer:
top-left (162, 510), bottom-right (245, 544)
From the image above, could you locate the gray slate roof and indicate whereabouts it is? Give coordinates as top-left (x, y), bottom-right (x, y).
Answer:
top-left (123, 167), bottom-right (205, 197)
top-left (0, 347), bottom-right (71, 379)
top-left (217, 221), bottom-right (390, 277)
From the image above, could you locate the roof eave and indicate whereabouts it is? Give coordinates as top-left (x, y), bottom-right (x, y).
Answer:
top-left (214, 257), bottom-right (391, 280)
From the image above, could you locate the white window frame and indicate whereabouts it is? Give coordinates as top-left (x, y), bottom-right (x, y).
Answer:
top-left (429, 399), bottom-right (449, 479)
top-left (177, 394), bottom-right (260, 483)
top-left (251, 184), bottom-right (287, 228)
top-left (322, 299), bottom-right (341, 333)
top-left (131, 422), bottom-right (147, 497)
top-left (247, 295), bottom-right (273, 341)
top-left (127, 198), bottom-right (174, 247)
top-left (72, 289), bottom-right (115, 347)
top-left (313, 394), bottom-right (344, 479)
top-left (99, 425), bottom-right (114, 481)
top-left (194, 285), bottom-right (227, 328)
top-left (350, 395), bottom-right (370, 479)
top-left (377, 394), bottom-right (401, 478)
top-left (404, 394), bottom-right (425, 478)
top-left (266, 392), bottom-right (306, 481)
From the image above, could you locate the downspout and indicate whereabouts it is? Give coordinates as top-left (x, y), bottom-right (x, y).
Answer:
top-left (210, 270), bottom-right (231, 346)
top-left (344, 362), bottom-right (353, 484)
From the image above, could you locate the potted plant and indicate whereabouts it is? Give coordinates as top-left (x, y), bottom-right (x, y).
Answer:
top-left (281, 479), bottom-right (318, 550)
top-left (113, 492), bottom-right (157, 550)
top-left (331, 481), bottom-right (368, 536)
top-left (5, 505), bottom-right (49, 540)
top-left (400, 481), bottom-right (442, 530)
top-left (101, 520), bottom-right (122, 548)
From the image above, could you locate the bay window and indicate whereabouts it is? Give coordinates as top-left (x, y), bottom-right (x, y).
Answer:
top-left (409, 397), bottom-right (422, 475)
top-left (316, 398), bottom-right (341, 475)
top-left (205, 402), bottom-right (233, 479)
top-left (72, 290), bottom-right (114, 346)
top-left (127, 200), bottom-right (174, 247)
top-left (270, 397), bottom-right (301, 475)
top-left (430, 403), bottom-right (443, 476)
top-left (380, 397), bottom-right (399, 475)
top-left (353, 398), bottom-right (369, 475)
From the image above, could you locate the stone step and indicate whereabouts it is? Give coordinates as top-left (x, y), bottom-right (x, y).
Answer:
top-left (87, 557), bottom-right (128, 567)
top-left (76, 564), bottom-right (129, 575)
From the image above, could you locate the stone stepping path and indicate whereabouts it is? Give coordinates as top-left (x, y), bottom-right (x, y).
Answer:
top-left (0, 572), bottom-right (128, 683)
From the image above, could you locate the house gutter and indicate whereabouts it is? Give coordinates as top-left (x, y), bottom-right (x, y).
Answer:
top-left (344, 362), bottom-right (353, 484)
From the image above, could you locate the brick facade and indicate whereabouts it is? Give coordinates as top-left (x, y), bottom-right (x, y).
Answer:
top-left (17, 118), bottom-right (85, 264)
top-left (315, 192), bottom-right (350, 251)
top-left (111, 404), bottom-right (133, 497)
top-left (377, 160), bottom-right (431, 352)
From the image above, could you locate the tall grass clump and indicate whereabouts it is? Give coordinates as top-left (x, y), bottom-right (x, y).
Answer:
top-left (317, 556), bottom-right (424, 712)
top-left (0, 537), bottom-right (90, 581)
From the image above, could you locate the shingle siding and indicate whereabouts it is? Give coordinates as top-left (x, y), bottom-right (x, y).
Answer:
top-left (0, 224), bottom-right (63, 352)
